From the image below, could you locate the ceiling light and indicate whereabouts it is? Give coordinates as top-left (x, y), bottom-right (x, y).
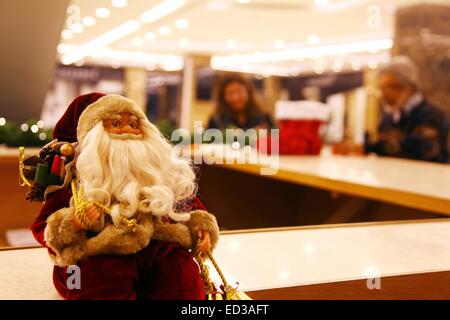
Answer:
top-left (332, 61), bottom-right (343, 72)
top-left (351, 61), bottom-right (362, 71)
top-left (57, 44), bottom-right (75, 54)
top-left (211, 38), bottom-right (393, 67)
top-left (162, 64), bottom-right (182, 72)
top-left (67, 46), bottom-right (184, 70)
top-left (290, 69), bottom-right (301, 77)
top-left (111, 61), bottom-right (122, 69)
top-left (158, 26), bottom-right (171, 36)
top-left (368, 59), bottom-right (379, 69)
top-left (274, 39), bottom-right (285, 49)
top-left (144, 32), bottom-right (156, 42)
top-left (236, 0), bottom-right (251, 3)
top-left (70, 23), bottom-right (84, 34)
top-left (140, 0), bottom-right (185, 24)
top-left (61, 20), bottom-right (141, 65)
top-left (307, 34), bottom-right (321, 45)
top-left (61, 29), bottom-right (73, 40)
top-left (179, 38), bottom-right (191, 48)
top-left (226, 39), bottom-right (237, 49)
top-left (132, 37), bottom-right (144, 47)
top-left (82, 16), bottom-right (96, 27)
top-left (112, 0), bottom-right (128, 8)
top-left (74, 59), bottom-right (84, 67)
top-left (314, 66), bottom-right (325, 74)
top-left (95, 8), bottom-right (111, 19)
top-left (209, 64), bottom-right (290, 77)
top-left (61, 1), bottom-right (186, 65)
top-left (175, 19), bottom-right (189, 29)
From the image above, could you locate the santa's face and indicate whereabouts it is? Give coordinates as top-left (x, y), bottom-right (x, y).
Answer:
top-left (103, 112), bottom-right (143, 137)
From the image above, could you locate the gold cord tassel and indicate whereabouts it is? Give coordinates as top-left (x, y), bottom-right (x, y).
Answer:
top-left (196, 250), bottom-right (252, 300)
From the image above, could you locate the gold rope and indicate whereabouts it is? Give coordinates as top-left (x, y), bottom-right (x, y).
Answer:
top-left (206, 252), bottom-right (229, 288)
top-left (196, 252), bottom-right (215, 296)
top-left (18, 147), bottom-right (33, 187)
top-left (196, 249), bottom-right (252, 300)
top-left (72, 180), bottom-right (93, 229)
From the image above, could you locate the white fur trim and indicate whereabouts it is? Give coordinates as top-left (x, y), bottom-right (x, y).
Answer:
top-left (77, 94), bottom-right (147, 144)
top-left (275, 100), bottom-right (330, 120)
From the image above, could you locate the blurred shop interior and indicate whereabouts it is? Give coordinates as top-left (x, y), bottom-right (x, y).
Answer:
top-left (1, 0), bottom-right (450, 249)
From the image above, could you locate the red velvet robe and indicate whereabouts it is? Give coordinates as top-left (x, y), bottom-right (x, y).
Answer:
top-left (30, 187), bottom-right (207, 300)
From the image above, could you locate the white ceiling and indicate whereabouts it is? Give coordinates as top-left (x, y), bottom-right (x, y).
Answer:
top-left (58, 0), bottom-right (450, 74)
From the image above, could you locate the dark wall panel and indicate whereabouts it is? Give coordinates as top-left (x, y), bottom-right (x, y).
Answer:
top-left (0, 0), bottom-right (69, 122)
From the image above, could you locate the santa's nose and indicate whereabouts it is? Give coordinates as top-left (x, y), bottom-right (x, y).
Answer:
top-left (116, 125), bottom-right (142, 135)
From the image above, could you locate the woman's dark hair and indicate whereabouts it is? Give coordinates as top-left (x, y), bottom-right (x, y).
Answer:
top-left (213, 73), bottom-right (266, 117)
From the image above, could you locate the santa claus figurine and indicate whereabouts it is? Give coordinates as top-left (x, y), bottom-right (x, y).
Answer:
top-left (30, 92), bottom-right (219, 300)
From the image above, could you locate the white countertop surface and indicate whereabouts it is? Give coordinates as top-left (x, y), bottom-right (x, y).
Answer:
top-left (216, 219), bottom-right (450, 291)
top-left (275, 154), bottom-right (450, 201)
top-left (1, 219), bottom-right (449, 299)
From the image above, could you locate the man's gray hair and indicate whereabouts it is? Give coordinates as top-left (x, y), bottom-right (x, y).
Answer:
top-left (377, 56), bottom-right (419, 88)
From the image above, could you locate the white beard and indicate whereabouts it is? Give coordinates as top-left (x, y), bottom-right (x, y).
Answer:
top-left (75, 121), bottom-right (196, 225)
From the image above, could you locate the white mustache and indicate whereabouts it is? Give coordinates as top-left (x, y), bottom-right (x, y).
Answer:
top-left (108, 132), bottom-right (144, 140)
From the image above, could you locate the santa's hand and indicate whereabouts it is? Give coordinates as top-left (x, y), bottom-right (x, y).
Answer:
top-left (73, 204), bottom-right (101, 230)
top-left (196, 229), bottom-right (212, 253)
top-left (85, 204), bottom-right (101, 222)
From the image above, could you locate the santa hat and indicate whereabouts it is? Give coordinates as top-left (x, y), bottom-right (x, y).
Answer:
top-left (53, 92), bottom-right (147, 144)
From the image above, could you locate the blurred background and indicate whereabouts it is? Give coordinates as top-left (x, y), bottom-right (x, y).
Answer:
top-left (0, 0), bottom-right (448, 145)
top-left (1, 0), bottom-right (450, 247)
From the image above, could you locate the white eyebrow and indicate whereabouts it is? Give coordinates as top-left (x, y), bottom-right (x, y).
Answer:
top-left (109, 114), bottom-right (121, 120)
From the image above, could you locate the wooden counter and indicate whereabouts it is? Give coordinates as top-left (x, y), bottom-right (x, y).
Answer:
top-left (201, 148), bottom-right (450, 215)
top-left (0, 148), bottom-right (42, 246)
top-left (194, 147), bottom-right (450, 230)
top-left (1, 219), bottom-right (449, 299)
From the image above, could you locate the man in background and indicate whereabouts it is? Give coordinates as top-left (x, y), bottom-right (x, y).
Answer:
top-left (366, 56), bottom-right (448, 162)
top-left (336, 56), bottom-right (448, 163)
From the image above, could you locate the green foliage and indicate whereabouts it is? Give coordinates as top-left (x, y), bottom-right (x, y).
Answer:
top-left (153, 120), bottom-right (259, 147)
top-left (0, 119), bottom-right (53, 147)
top-left (155, 119), bottom-right (194, 145)
top-left (155, 119), bottom-right (177, 139)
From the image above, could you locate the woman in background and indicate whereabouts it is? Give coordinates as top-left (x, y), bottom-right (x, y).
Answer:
top-left (207, 74), bottom-right (275, 131)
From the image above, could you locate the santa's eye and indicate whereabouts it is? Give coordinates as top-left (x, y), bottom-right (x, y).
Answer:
top-left (112, 120), bottom-right (121, 128)
top-left (129, 120), bottom-right (138, 129)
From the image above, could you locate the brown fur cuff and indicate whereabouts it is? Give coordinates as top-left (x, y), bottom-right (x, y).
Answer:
top-left (44, 207), bottom-right (87, 266)
top-left (183, 210), bottom-right (219, 251)
top-left (84, 215), bottom-right (154, 256)
top-left (153, 223), bottom-right (193, 249)
top-left (44, 209), bottom-right (155, 266)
